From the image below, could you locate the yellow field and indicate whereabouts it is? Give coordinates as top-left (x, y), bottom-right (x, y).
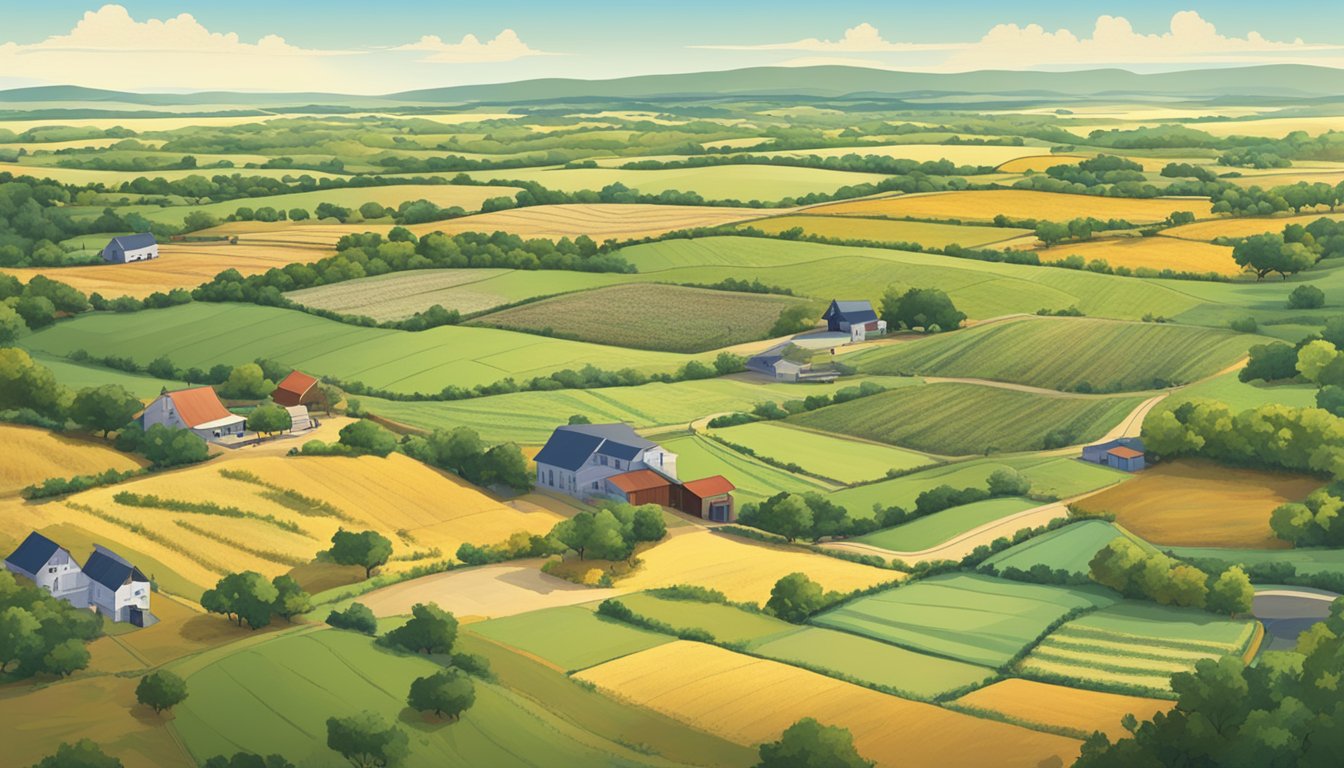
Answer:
top-left (1029, 236), bottom-right (1240, 276)
top-left (0, 424), bottom-right (144, 496)
top-left (1225, 171), bottom-right (1344, 189)
top-left (408, 203), bottom-right (771, 240)
top-left (955, 679), bottom-right (1171, 740)
top-left (809, 190), bottom-right (1212, 224)
top-left (772, 144), bottom-right (1042, 166)
top-left (1163, 212), bottom-right (1344, 241)
top-left (576, 642), bottom-right (1080, 768)
top-left (0, 161), bottom-right (344, 185)
top-left (996, 155), bottom-right (1085, 173)
top-left (617, 529), bottom-right (895, 603)
top-left (742, 214), bottom-right (1029, 248)
top-left (1192, 116), bottom-right (1344, 138)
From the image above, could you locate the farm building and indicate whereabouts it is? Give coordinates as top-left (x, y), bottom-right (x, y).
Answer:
top-left (4, 533), bottom-right (154, 625)
top-left (1082, 438), bottom-right (1146, 472)
top-left (141, 386), bottom-right (245, 442)
top-left (534, 422), bottom-right (678, 496)
top-left (746, 346), bottom-right (838, 383)
top-left (605, 470), bottom-right (736, 522)
top-left (271, 370), bottom-right (325, 409)
top-left (285, 405), bottom-right (313, 432)
top-left (101, 233), bottom-right (158, 264)
top-left (4, 531), bottom-right (89, 607)
top-left (822, 299), bottom-right (887, 342)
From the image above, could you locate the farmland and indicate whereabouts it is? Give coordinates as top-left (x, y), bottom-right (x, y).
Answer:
top-left (614, 592), bottom-right (799, 645)
top-left (982, 520), bottom-right (1150, 576)
top-left (1162, 212), bottom-right (1344, 241)
top-left (415, 203), bottom-right (773, 239)
top-left (656, 434), bottom-right (833, 503)
top-left (463, 164), bottom-right (891, 200)
top-left (955, 679), bottom-right (1170, 739)
top-left (807, 190), bottom-right (1212, 224)
top-left (708, 420), bottom-right (934, 484)
top-left (739, 214), bottom-right (1031, 248)
top-left (467, 605), bottom-right (670, 671)
top-left (855, 317), bottom-right (1255, 392)
top-left (1028, 237), bottom-right (1241, 277)
top-left (853, 497), bottom-right (1038, 551)
top-left (790, 382), bottom-right (1146, 455)
top-left (0, 425), bottom-right (144, 497)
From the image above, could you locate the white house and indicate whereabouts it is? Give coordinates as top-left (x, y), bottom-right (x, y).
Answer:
top-left (82, 545), bottom-right (154, 626)
top-left (822, 299), bottom-right (888, 342)
top-left (3, 532), bottom-right (89, 606)
top-left (141, 386), bottom-right (246, 441)
top-left (533, 423), bottom-right (678, 498)
top-left (101, 233), bottom-right (158, 264)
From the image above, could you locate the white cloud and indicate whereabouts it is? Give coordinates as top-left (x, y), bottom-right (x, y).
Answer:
top-left (695, 22), bottom-right (964, 52)
top-left (393, 30), bottom-right (556, 64)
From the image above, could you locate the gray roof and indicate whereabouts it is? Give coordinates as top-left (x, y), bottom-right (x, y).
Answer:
top-left (1086, 437), bottom-right (1145, 453)
top-left (826, 299), bottom-right (878, 324)
top-left (4, 531), bottom-right (62, 575)
top-left (83, 545), bottom-right (147, 591)
top-left (534, 423), bottom-right (655, 471)
top-left (108, 233), bottom-right (156, 251)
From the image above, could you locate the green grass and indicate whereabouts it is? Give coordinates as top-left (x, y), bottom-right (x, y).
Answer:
top-left (466, 605), bottom-right (669, 672)
top-left (749, 626), bottom-right (995, 699)
top-left (1164, 545), bottom-right (1344, 577)
top-left (791, 382), bottom-right (1145, 456)
top-left (170, 628), bottom-right (678, 767)
top-left (709, 421), bottom-right (935, 483)
top-left (853, 317), bottom-right (1257, 393)
top-left (465, 165), bottom-right (890, 201)
top-left (136, 184), bottom-right (520, 226)
top-left (472, 284), bottom-right (809, 353)
top-left (740, 214), bottom-right (1031, 248)
top-left (658, 433), bottom-right (831, 504)
top-left (812, 573), bottom-right (1118, 667)
top-left (616, 593), bottom-right (797, 645)
top-left (1162, 370), bottom-right (1319, 411)
top-left (853, 497), bottom-right (1038, 551)
top-left (22, 303), bottom-right (696, 395)
top-left (29, 350), bottom-right (187, 398)
top-left (982, 520), bottom-right (1152, 576)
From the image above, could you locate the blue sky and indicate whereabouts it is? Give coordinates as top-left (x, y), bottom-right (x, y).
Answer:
top-left (0, 2), bottom-right (1341, 92)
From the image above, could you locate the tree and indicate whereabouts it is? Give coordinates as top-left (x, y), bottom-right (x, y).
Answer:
top-left (986, 468), bottom-right (1031, 497)
top-left (287, 208), bottom-right (310, 222)
top-left (1240, 341), bottom-right (1300, 383)
top-left (1233, 233), bottom-right (1316, 279)
top-left (29, 740), bottom-right (124, 768)
top-left (326, 711), bottom-right (408, 768)
top-left (1317, 385), bottom-right (1344, 417)
top-left (0, 303), bottom-right (25, 345)
top-left (337, 420), bottom-right (398, 456)
top-left (203, 754), bottom-right (295, 768)
top-left (770, 304), bottom-right (813, 337)
top-left (766, 573), bottom-right (828, 623)
top-left (0, 605), bottom-right (41, 673)
top-left (329, 529), bottom-right (393, 578)
top-left (407, 669), bottom-right (476, 720)
top-left (135, 670), bottom-right (188, 714)
top-left (326, 602), bottom-right (378, 635)
top-left (0, 347), bottom-right (69, 417)
top-left (69, 385), bottom-right (141, 439)
top-left (383, 602), bottom-right (458, 655)
top-left (246, 403), bottom-right (292, 441)
top-left (756, 718), bottom-right (873, 768)
top-left (14, 294), bottom-right (57, 329)
top-left (745, 494), bottom-right (813, 542)
top-left (880, 287), bottom-right (965, 333)
top-left (218, 363), bottom-right (273, 400)
top-left (1288, 284), bottom-right (1326, 309)
top-left (1206, 567), bottom-right (1255, 616)
top-left (567, 414), bottom-right (591, 425)
top-left (270, 575), bottom-right (311, 622)
top-left (200, 571), bottom-right (280, 629)
top-left (1296, 340), bottom-right (1339, 383)
top-left (42, 638), bottom-right (90, 677)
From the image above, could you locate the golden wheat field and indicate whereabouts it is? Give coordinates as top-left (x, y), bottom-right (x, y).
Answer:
top-left (1029, 236), bottom-right (1240, 276)
top-left (1163, 212), bottom-right (1344, 241)
top-left (617, 529), bottom-right (895, 603)
top-left (809, 190), bottom-right (1213, 224)
top-left (405, 203), bottom-right (772, 240)
top-left (955, 679), bottom-right (1171, 740)
top-left (773, 144), bottom-right (1043, 166)
top-left (996, 155), bottom-right (1086, 173)
top-left (0, 425), bottom-right (145, 496)
top-left (575, 642), bottom-right (1080, 768)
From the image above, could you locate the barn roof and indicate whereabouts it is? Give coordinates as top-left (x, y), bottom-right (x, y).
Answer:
top-left (4, 531), bottom-right (63, 575)
top-left (164, 387), bottom-right (234, 428)
top-left (1087, 437), bottom-right (1145, 454)
top-left (536, 423), bottom-right (656, 470)
top-left (607, 470), bottom-right (670, 494)
top-left (274, 370), bottom-right (317, 399)
top-left (1107, 446), bottom-right (1144, 459)
top-left (681, 475), bottom-right (735, 498)
top-left (534, 430), bottom-right (605, 471)
top-left (109, 233), bottom-right (156, 251)
top-left (83, 545), bottom-right (147, 591)
top-left (827, 299), bottom-right (878, 324)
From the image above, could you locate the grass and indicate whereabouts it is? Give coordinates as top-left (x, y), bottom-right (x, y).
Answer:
top-left (740, 214), bottom-right (1030, 248)
top-left (955, 679), bottom-right (1170, 740)
top-left (1071, 458), bottom-right (1323, 549)
top-left (854, 317), bottom-right (1256, 393)
top-left (1162, 370), bottom-right (1319, 411)
top-left (708, 420), bottom-right (935, 484)
top-left (575, 641), bottom-right (1081, 768)
top-left (807, 190), bottom-right (1211, 224)
top-left (416, 202), bottom-right (770, 239)
top-left (1163, 545), bottom-right (1344, 577)
top-left (29, 350), bottom-right (187, 397)
top-left (615, 592), bottom-right (797, 644)
top-left (471, 284), bottom-right (809, 353)
top-left (983, 520), bottom-right (1153, 576)
top-left (466, 605), bottom-right (670, 672)
top-left (0, 424), bottom-right (143, 496)
top-left (464, 165), bottom-right (890, 200)
top-left (135, 184), bottom-right (521, 227)
top-left (791, 382), bottom-right (1145, 455)
top-left (656, 434), bottom-right (832, 504)
top-left (812, 573), bottom-right (1118, 667)
top-left (1031, 237), bottom-right (1240, 276)
top-left (852, 497), bottom-right (1038, 551)
top-left (997, 155), bottom-right (1087, 173)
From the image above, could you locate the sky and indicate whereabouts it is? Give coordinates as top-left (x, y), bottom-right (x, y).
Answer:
top-left (0, 2), bottom-right (1342, 93)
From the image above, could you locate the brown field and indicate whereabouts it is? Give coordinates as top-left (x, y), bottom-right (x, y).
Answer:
top-left (996, 155), bottom-right (1086, 173)
top-left (1029, 236), bottom-right (1240, 276)
top-left (808, 190), bottom-right (1212, 224)
top-left (1071, 458), bottom-right (1323, 548)
top-left (576, 641), bottom-right (1080, 768)
top-left (1164, 212), bottom-right (1344, 241)
top-left (955, 679), bottom-right (1171, 740)
top-left (0, 425), bottom-right (145, 496)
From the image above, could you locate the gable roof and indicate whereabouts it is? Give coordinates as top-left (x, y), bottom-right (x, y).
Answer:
top-left (682, 475), bottom-right (735, 498)
top-left (826, 299), bottom-right (878, 324)
top-left (1107, 446), bottom-right (1144, 459)
top-left (108, 233), bottom-right (156, 251)
top-left (1088, 437), bottom-right (1145, 454)
top-left (534, 423), bottom-right (657, 471)
top-left (534, 429), bottom-right (605, 471)
top-left (607, 469), bottom-right (671, 494)
top-left (83, 545), bottom-right (147, 591)
top-left (4, 531), bottom-right (63, 575)
top-left (274, 370), bottom-right (317, 399)
top-left (163, 387), bottom-right (234, 428)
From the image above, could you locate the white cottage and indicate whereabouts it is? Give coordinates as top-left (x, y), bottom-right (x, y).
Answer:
top-left (3, 532), bottom-right (89, 606)
top-left (141, 386), bottom-right (246, 441)
top-left (533, 423), bottom-right (677, 498)
top-left (82, 545), bottom-right (153, 626)
top-left (101, 233), bottom-right (158, 264)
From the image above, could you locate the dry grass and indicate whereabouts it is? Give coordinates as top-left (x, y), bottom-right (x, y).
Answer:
top-left (575, 641), bottom-right (1080, 767)
top-left (996, 155), bottom-right (1086, 173)
top-left (955, 679), bottom-right (1171, 740)
top-left (742, 214), bottom-right (1029, 248)
top-left (1163, 212), bottom-right (1344, 242)
top-left (407, 203), bottom-right (771, 240)
top-left (1071, 458), bottom-right (1322, 548)
top-left (617, 529), bottom-right (896, 604)
top-left (0, 425), bottom-right (144, 496)
top-left (809, 190), bottom-right (1212, 224)
top-left (1028, 237), bottom-right (1239, 276)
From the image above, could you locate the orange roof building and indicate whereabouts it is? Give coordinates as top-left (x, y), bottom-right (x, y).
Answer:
top-left (141, 386), bottom-right (245, 441)
top-left (272, 370), bottom-right (321, 408)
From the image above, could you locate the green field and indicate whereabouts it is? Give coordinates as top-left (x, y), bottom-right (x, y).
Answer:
top-left (982, 520), bottom-right (1151, 576)
top-left (812, 573), bottom-right (1118, 667)
top-left (22, 303), bottom-right (697, 395)
top-left (1164, 545), bottom-right (1344, 577)
top-left (709, 420), bottom-right (935, 484)
top-left (466, 606), bottom-right (670, 672)
top-left (30, 350), bottom-right (186, 398)
top-left (740, 214), bottom-right (1031, 248)
top-left (791, 382), bottom-right (1145, 455)
top-left (135, 184), bottom-right (521, 226)
top-left (465, 165), bottom-right (890, 201)
top-left (657, 433), bottom-right (832, 504)
top-left (854, 317), bottom-right (1256, 393)
top-left (1161, 370), bottom-right (1319, 411)
top-left (1019, 602), bottom-right (1257, 695)
top-left (472, 284), bottom-right (810, 353)
top-left (615, 593), bottom-right (798, 645)
top-left (170, 628), bottom-right (681, 767)
top-left (853, 497), bottom-right (1038, 551)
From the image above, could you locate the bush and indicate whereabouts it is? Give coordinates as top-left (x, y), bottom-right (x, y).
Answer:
top-left (326, 602), bottom-right (378, 635)
top-left (1289, 284), bottom-right (1326, 309)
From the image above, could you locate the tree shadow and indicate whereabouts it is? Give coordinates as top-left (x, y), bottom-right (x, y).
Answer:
top-left (397, 707), bottom-right (457, 732)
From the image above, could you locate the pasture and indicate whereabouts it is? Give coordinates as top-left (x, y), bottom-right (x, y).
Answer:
top-left (575, 641), bottom-right (1081, 768)
top-left (465, 164), bottom-right (890, 200)
top-left (0, 425), bottom-right (144, 497)
top-left (1070, 458), bottom-right (1322, 548)
top-left (1162, 370), bottom-right (1318, 411)
top-left (812, 573), bottom-right (1117, 667)
top-left (996, 155), bottom-right (1087, 173)
top-left (656, 434), bottom-right (833, 504)
top-left (30, 351), bottom-right (186, 397)
top-left (855, 317), bottom-right (1255, 393)
top-left (956, 679), bottom-right (1170, 740)
top-left (740, 214), bottom-right (1030, 248)
top-left (982, 520), bottom-right (1151, 576)
top-left (413, 203), bottom-right (772, 239)
top-left (790, 382), bottom-right (1145, 455)
top-left (709, 420), bottom-right (934, 484)
top-left (771, 143), bottom-right (1045, 165)
top-left (853, 497), bottom-right (1038, 551)
top-left (472, 284), bottom-right (809, 353)
top-left (466, 605), bottom-right (670, 672)
top-left (614, 592), bottom-right (799, 644)
top-left (807, 190), bottom-right (1212, 224)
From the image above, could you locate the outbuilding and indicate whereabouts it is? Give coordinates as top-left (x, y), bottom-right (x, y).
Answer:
top-left (271, 370), bottom-right (324, 409)
top-left (822, 300), bottom-right (888, 342)
top-left (677, 475), bottom-right (736, 522)
top-left (1081, 438), bottom-right (1146, 472)
top-left (101, 233), bottom-right (158, 264)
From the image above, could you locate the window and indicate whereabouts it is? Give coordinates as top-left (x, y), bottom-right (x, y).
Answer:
top-left (48, 566), bottom-right (57, 573)
top-left (599, 455), bottom-right (607, 466)
top-left (592, 481), bottom-right (599, 490)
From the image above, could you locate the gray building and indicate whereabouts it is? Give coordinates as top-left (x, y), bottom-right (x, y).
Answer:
top-left (533, 423), bottom-right (678, 498)
top-left (101, 233), bottom-right (158, 264)
top-left (3, 531), bottom-right (88, 606)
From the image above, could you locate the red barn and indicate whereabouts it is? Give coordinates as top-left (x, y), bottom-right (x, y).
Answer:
top-left (271, 370), bottom-right (323, 408)
top-left (604, 470), bottom-right (736, 522)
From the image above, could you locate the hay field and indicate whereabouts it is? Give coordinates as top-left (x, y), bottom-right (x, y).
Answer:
top-left (1031, 237), bottom-right (1240, 276)
top-left (956, 679), bottom-right (1170, 740)
top-left (618, 529), bottom-right (894, 604)
top-left (809, 190), bottom-right (1212, 224)
top-left (741, 214), bottom-right (1030, 247)
top-left (576, 641), bottom-right (1080, 768)
top-left (983, 520), bottom-right (1147, 576)
top-left (854, 497), bottom-right (1037, 551)
top-left (1070, 458), bottom-right (1321, 548)
top-left (709, 421), bottom-right (934, 484)
top-left (614, 592), bottom-right (797, 645)
top-left (1163, 212), bottom-right (1344, 241)
top-left (468, 606), bottom-right (670, 672)
top-left (0, 425), bottom-right (144, 496)
top-left (996, 155), bottom-right (1086, 172)
top-left (856, 317), bottom-right (1256, 392)
top-left (408, 203), bottom-right (772, 239)
top-left (768, 144), bottom-right (1045, 165)
top-left (472, 283), bottom-right (808, 353)
top-left (139, 184), bottom-right (522, 226)
top-left (657, 434), bottom-right (833, 504)
top-left (465, 165), bottom-right (889, 200)
top-left (0, 161), bottom-right (344, 185)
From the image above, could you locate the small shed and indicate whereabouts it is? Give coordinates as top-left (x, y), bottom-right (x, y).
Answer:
top-left (284, 405), bottom-right (312, 432)
top-left (1081, 438), bottom-right (1145, 472)
top-left (677, 476), bottom-right (736, 522)
top-left (101, 233), bottom-right (158, 264)
top-left (606, 469), bottom-right (674, 506)
top-left (272, 370), bottom-right (323, 409)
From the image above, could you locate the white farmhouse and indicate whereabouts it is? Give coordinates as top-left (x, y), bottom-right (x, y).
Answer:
top-left (82, 545), bottom-right (154, 626)
top-left (141, 386), bottom-right (246, 441)
top-left (101, 233), bottom-right (158, 264)
top-left (3, 532), bottom-right (89, 606)
top-left (533, 423), bottom-right (677, 498)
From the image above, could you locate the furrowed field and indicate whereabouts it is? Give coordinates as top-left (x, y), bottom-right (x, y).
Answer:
top-left (708, 420), bottom-right (934, 484)
top-left (790, 382), bottom-right (1145, 455)
top-left (955, 679), bottom-right (1171, 739)
top-left (1028, 237), bottom-right (1240, 276)
top-left (982, 520), bottom-right (1153, 576)
top-left (853, 497), bottom-right (1038, 551)
top-left (414, 203), bottom-right (773, 239)
top-left (463, 164), bottom-right (890, 200)
top-left (740, 214), bottom-right (1031, 248)
top-left (807, 190), bottom-right (1212, 224)
top-left (855, 317), bottom-right (1255, 392)
top-left (657, 434), bottom-right (835, 503)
